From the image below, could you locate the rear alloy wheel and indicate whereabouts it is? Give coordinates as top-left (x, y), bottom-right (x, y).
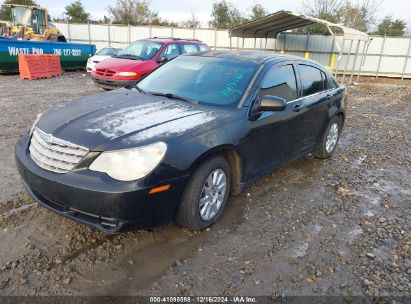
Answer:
top-left (325, 122), bottom-right (339, 153)
top-left (313, 116), bottom-right (342, 159)
top-left (176, 156), bottom-right (231, 230)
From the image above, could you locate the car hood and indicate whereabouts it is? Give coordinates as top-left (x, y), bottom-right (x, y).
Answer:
top-left (36, 89), bottom-right (232, 151)
top-left (90, 55), bottom-right (110, 62)
top-left (95, 57), bottom-right (146, 71)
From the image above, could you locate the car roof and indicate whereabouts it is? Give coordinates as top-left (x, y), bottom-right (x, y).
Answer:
top-left (144, 37), bottom-right (206, 44)
top-left (189, 50), bottom-right (305, 64)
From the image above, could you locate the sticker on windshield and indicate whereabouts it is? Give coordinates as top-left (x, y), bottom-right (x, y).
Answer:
top-left (222, 74), bottom-right (244, 97)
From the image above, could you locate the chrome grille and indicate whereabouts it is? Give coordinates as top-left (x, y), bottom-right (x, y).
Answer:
top-left (29, 127), bottom-right (89, 174)
top-left (95, 68), bottom-right (116, 77)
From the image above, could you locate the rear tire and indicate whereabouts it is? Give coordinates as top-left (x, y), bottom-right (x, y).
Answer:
top-left (313, 116), bottom-right (342, 159)
top-left (175, 156), bottom-right (231, 230)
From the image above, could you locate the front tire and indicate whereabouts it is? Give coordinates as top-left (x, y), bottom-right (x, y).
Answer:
top-left (313, 116), bottom-right (342, 159)
top-left (175, 156), bottom-right (231, 230)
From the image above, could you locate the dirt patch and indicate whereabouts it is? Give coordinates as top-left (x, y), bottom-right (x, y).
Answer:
top-left (0, 73), bottom-right (410, 296)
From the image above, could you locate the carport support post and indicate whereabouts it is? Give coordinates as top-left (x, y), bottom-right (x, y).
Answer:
top-left (127, 24), bottom-right (131, 44)
top-left (254, 37), bottom-right (257, 50)
top-left (229, 36), bottom-right (232, 50)
top-left (87, 21), bottom-right (91, 44)
top-left (334, 38), bottom-right (345, 77)
top-left (401, 38), bottom-right (411, 80)
top-left (329, 36), bottom-right (335, 72)
top-left (376, 34), bottom-right (386, 78)
top-left (171, 27), bottom-right (174, 38)
top-left (193, 27), bottom-right (196, 39)
top-left (349, 40), bottom-right (361, 83)
top-left (356, 40), bottom-right (368, 82)
top-left (304, 35), bottom-right (310, 59)
top-left (274, 33), bottom-right (280, 52)
top-left (342, 39), bottom-right (353, 84)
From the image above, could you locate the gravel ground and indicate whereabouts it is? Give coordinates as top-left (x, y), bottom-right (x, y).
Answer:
top-left (0, 73), bottom-right (410, 297)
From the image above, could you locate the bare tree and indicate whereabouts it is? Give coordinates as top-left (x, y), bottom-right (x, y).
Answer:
top-left (301, 0), bottom-right (382, 32)
top-left (341, 0), bottom-right (382, 32)
top-left (180, 12), bottom-right (201, 29)
top-left (107, 0), bottom-right (158, 25)
top-left (302, 0), bottom-right (345, 17)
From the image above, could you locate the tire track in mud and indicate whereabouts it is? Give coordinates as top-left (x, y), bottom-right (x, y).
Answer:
top-left (71, 191), bottom-right (249, 295)
top-left (72, 156), bottom-right (330, 295)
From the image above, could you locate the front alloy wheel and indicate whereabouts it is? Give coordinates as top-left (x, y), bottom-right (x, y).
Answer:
top-left (176, 156), bottom-right (231, 230)
top-left (199, 169), bottom-right (227, 221)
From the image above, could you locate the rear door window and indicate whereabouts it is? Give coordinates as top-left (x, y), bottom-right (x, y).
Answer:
top-left (199, 44), bottom-right (210, 51)
top-left (180, 44), bottom-right (199, 54)
top-left (298, 65), bottom-right (325, 96)
top-left (325, 73), bottom-right (338, 90)
top-left (159, 43), bottom-right (180, 60)
top-left (260, 64), bottom-right (298, 102)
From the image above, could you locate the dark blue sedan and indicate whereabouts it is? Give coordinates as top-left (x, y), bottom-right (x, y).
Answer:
top-left (15, 51), bottom-right (347, 233)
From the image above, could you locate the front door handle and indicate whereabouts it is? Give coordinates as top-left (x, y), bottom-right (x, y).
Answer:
top-left (293, 104), bottom-right (304, 112)
top-left (325, 94), bottom-right (333, 100)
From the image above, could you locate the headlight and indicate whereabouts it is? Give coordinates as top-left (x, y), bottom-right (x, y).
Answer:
top-left (30, 113), bottom-right (43, 135)
top-left (89, 142), bottom-right (167, 181)
top-left (117, 72), bottom-right (137, 77)
top-left (87, 58), bottom-right (92, 63)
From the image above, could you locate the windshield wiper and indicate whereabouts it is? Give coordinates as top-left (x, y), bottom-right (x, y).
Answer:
top-left (150, 92), bottom-right (195, 103)
top-left (133, 84), bottom-right (145, 93)
top-left (114, 54), bottom-right (146, 61)
top-left (125, 82), bottom-right (146, 93)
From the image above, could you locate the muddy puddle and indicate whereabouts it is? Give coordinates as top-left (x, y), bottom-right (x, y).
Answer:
top-left (71, 188), bottom-right (249, 295)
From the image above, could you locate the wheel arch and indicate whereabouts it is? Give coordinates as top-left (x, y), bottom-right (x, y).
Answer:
top-left (189, 145), bottom-right (243, 196)
top-left (336, 111), bottom-right (345, 127)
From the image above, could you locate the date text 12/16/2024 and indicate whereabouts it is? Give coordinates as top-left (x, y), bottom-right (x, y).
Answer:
top-left (149, 297), bottom-right (257, 303)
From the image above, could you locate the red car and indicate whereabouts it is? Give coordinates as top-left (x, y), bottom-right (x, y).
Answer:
top-left (91, 37), bottom-right (209, 90)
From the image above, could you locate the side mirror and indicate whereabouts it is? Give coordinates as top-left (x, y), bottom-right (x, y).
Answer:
top-left (258, 95), bottom-right (287, 112)
top-left (156, 56), bottom-right (168, 64)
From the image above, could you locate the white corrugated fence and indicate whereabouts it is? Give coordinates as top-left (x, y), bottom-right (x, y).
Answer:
top-left (54, 22), bottom-right (411, 80)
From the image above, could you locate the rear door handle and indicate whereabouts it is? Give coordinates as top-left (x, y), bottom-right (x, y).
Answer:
top-left (325, 94), bottom-right (333, 100)
top-left (293, 104), bottom-right (304, 112)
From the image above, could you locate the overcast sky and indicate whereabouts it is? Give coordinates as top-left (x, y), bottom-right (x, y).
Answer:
top-left (38, 0), bottom-right (411, 27)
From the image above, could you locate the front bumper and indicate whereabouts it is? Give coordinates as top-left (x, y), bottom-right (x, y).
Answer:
top-left (15, 134), bottom-right (188, 233)
top-left (91, 76), bottom-right (137, 90)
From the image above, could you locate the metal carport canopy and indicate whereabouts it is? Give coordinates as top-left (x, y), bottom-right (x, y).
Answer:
top-left (230, 10), bottom-right (368, 41)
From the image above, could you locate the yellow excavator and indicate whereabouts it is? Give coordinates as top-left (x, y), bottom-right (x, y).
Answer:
top-left (1, 4), bottom-right (66, 42)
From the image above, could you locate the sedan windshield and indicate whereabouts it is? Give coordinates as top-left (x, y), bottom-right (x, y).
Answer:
top-left (138, 56), bottom-right (259, 107)
top-left (97, 48), bottom-right (120, 56)
top-left (115, 40), bottom-right (162, 60)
